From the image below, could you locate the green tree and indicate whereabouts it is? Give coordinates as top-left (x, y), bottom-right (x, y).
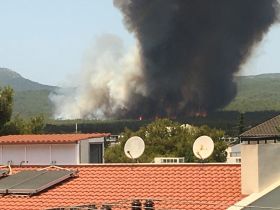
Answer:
top-left (0, 114), bottom-right (26, 135)
top-left (0, 86), bottom-right (45, 135)
top-left (0, 86), bottom-right (14, 129)
top-left (28, 115), bottom-right (45, 134)
top-left (1, 114), bottom-right (45, 135)
top-left (238, 113), bottom-right (245, 135)
top-left (105, 118), bottom-right (228, 163)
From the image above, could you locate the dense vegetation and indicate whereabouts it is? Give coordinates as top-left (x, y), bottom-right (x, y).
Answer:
top-left (1, 68), bottom-right (280, 135)
top-left (13, 90), bottom-right (54, 118)
top-left (224, 73), bottom-right (280, 112)
top-left (104, 118), bottom-right (228, 163)
top-left (0, 86), bottom-right (45, 135)
top-left (44, 119), bottom-right (150, 134)
top-left (43, 111), bottom-right (279, 136)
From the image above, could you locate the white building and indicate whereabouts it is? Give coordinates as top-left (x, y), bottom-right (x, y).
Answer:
top-left (0, 133), bottom-right (110, 165)
top-left (154, 157), bottom-right (185, 163)
top-left (226, 143), bottom-right (241, 163)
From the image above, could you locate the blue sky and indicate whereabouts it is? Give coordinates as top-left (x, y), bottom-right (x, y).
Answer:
top-left (0, 0), bottom-right (279, 86)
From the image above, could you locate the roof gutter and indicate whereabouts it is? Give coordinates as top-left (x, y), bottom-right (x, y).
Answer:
top-left (240, 135), bottom-right (280, 143)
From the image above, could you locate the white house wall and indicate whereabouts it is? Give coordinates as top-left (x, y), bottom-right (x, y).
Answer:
top-left (26, 144), bottom-right (50, 165)
top-left (0, 144), bottom-right (79, 166)
top-left (51, 144), bottom-right (79, 165)
top-left (0, 145), bottom-right (25, 165)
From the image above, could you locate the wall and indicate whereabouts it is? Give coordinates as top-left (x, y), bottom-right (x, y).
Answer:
top-left (80, 139), bottom-right (89, 163)
top-left (258, 144), bottom-right (280, 192)
top-left (0, 144), bottom-right (79, 165)
top-left (241, 143), bottom-right (280, 195)
top-left (79, 137), bottom-right (104, 163)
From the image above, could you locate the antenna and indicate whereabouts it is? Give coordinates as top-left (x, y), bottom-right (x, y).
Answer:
top-left (124, 136), bottom-right (145, 160)
top-left (193, 135), bottom-right (214, 160)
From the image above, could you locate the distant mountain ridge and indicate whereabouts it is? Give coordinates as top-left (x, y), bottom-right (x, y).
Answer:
top-left (224, 73), bottom-right (280, 112)
top-left (0, 68), bottom-right (56, 91)
top-left (0, 68), bottom-right (280, 118)
top-left (0, 68), bottom-right (57, 118)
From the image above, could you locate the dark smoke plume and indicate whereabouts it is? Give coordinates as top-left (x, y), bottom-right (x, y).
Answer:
top-left (51, 0), bottom-right (279, 120)
top-left (114, 0), bottom-right (279, 118)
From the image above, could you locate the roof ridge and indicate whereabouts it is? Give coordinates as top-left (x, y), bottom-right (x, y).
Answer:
top-left (11, 163), bottom-right (241, 168)
top-left (5, 132), bottom-right (109, 136)
top-left (250, 114), bottom-right (280, 130)
top-left (240, 114), bottom-right (280, 137)
top-left (0, 133), bottom-right (110, 144)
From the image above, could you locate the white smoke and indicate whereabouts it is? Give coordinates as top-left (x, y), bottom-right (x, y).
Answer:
top-left (49, 34), bottom-right (146, 119)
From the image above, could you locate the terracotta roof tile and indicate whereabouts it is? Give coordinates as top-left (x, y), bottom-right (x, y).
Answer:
top-left (240, 115), bottom-right (280, 139)
top-left (0, 164), bottom-right (242, 210)
top-left (0, 133), bottom-right (110, 144)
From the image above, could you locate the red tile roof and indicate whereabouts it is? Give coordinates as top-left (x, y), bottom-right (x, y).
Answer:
top-left (0, 133), bottom-right (110, 144)
top-left (0, 164), bottom-right (243, 210)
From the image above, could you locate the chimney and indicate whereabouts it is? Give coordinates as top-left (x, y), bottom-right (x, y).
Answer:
top-left (241, 142), bottom-right (280, 195)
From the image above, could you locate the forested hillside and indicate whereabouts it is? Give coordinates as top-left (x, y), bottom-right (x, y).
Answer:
top-left (1, 68), bottom-right (280, 118)
top-left (224, 73), bottom-right (280, 112)
top-left (0, 68), bottom-right (56, 118)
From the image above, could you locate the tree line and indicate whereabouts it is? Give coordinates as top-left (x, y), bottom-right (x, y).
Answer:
top-left (1, 85), bottom-right (229, 163)
top-left (0, 86), bottom-right (45, 135)
top-left (105, 118), bottom-right (228, 163)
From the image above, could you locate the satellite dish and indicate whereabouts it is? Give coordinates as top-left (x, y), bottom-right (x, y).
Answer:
top-left (193, 135), bottom-right (214, 160)
top-left (124, 136), bottom-right (145, 159)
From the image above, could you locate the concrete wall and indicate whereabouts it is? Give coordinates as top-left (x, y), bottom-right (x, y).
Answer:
top-left (241, 143), bottom-right (280, 195)
top-left (258, 144), bottom-right (280, 192)
top-left (80, 139), bottom-right (89, 163)
top-left (0, 144), bottom-right (79, 165)
top-left (79, 137), bottom-right (104, 163)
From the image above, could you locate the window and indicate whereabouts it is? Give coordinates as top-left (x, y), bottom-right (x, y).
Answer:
top-left (230, 152), bottom-right (241, 157)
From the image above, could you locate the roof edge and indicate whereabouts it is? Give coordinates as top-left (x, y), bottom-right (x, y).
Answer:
top-left (240, 136), bottom-right (280, 141)
top-left (240, 114), bottom-right (280, 137)
top-left (227, 178), bottom-right (280, 210)
top-left (9, 163), bottom-right (241, 168)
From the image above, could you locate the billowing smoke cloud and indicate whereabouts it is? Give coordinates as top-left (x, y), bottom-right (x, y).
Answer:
top-left (50, 34), bottom-right (146, 119)
top-left (51, 0), bottom-right (279, 119)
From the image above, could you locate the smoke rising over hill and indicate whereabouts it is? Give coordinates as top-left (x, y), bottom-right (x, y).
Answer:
top-left (51, 0), bottom-right (279, 119)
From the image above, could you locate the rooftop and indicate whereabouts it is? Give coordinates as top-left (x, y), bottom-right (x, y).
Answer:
top-left (0, 133), bottom-right (110, 144)
top-left (240, 115), bottom-right (280, 141)
top-left (0, 164), bottom-right (243, 210)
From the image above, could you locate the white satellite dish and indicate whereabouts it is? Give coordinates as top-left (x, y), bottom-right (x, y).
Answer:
top-left (124, 136), bottom-right (145, 159)
top-left (193, 135), bottom-right (214, 160)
